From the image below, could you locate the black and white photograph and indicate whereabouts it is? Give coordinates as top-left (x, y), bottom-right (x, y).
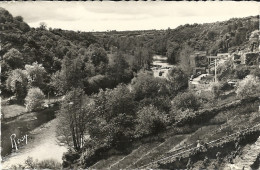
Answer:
top-left (0, 1), bottom-right (260, 169)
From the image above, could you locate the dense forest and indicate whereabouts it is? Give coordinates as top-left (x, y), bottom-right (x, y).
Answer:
top-left (1, 7), bottom-right (260, 169)
top-left (1, 6), bottom-right (258, 97)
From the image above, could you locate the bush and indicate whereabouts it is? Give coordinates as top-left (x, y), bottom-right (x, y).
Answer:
top-left (25, 156), bottom-right (62, 169)
top-left (135, 105), bottom-right (168, 138)
top-left (25, 88), bottom-right (45, 112)
top-left (171, 91), bottom-right (201, 112)
top-left (236, 75), bottom-right (260, 98)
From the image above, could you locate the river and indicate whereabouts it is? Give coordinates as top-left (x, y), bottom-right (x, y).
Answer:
top-left (152, 55), bottom-right (174, 78)
top-left (1, 105), bottom-right (67, 169)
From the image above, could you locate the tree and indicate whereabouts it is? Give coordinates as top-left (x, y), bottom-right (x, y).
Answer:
top-left (166, 42), bottom-right (180, 64)
top-left (85, 74), bottom-right (110, 94)
top-left (85, 84), bottom-right (136, 150)
top-left (135, 105), bottom-right (168, 138)
top-left (236, 75), bottom-right (260, 98)
top-left (3, 48), bottom-right (23, 69)
top-left (131, 71), bottom-right (171, 101)
top-left (179, 44), bottom-right (193, 75)
top-left (84, 61), bottom-right (96, 78)
top-left (86, 44), bottom-right (108, 67)
top-left (94, 84), bottom-right (135, 121)
top-left (25, 87), bottom-right (45, 112)
top-left (133, 47), bottom-right (153, 70)
top-left (51, 54), bottom-right (85, 95)
top-left (207, 31), bottom-right (217, 40)
top-left (39, 22), bottom-right (47, 30)
top-left (6, 69), bottom-right (28, 102)
top-left (58, 88), bottom-right (90, 151)
top-left (14, 16), bottom-right (23, 22)
top-left (107, 52), bottom-right (133, 86)
top-left (50, 70), bottom-right (65, 95)
top-left (171, 91), bottom-right (201, 112)
top-left (167, 66), bottom-right (188, 92)
top-left (25, 62), bottom-right (46, 89)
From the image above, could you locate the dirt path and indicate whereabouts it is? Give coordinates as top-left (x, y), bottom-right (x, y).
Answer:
top-left (1, 118), bottom-right (67, 169)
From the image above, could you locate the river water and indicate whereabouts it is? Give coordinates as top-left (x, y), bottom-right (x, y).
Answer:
top-left (1, 106), bottom-right (57, 157)
top-left (1, 105), bottom-right (67, 168)
top-left (152, 55), bottom-right (174, 78)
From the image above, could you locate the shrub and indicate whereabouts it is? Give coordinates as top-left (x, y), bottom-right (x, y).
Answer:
top-left (37, 159), bottom-right (62, 169)
top-left (236, 75), bottom-right (260, 98)
top-left (135, 105), bottom-right (168, 138)
top-left (25, 157), bottom-right (61, 169)
top-left (25, 87), bottom-right (45, 112)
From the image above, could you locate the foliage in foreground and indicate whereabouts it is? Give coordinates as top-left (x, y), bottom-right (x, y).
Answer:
top-left (10, 157), bottom-right (62, 170)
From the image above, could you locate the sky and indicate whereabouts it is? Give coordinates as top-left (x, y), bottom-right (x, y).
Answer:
top-left (0, 1), bottom-right (259, 32)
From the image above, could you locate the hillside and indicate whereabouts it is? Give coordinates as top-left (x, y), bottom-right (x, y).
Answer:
top-left (85, 96), bottom-right (260, 169)
top-left (93, 15), bottom-right (259, 64)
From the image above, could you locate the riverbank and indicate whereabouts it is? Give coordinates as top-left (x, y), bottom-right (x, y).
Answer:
top-left (2, 118), bottom-right (67, 169)
top-left (2, 104), bottom-right (26, 120)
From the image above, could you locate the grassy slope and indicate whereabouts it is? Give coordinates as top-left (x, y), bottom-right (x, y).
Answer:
top-left (89, 95), bottom-right (260, 169)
